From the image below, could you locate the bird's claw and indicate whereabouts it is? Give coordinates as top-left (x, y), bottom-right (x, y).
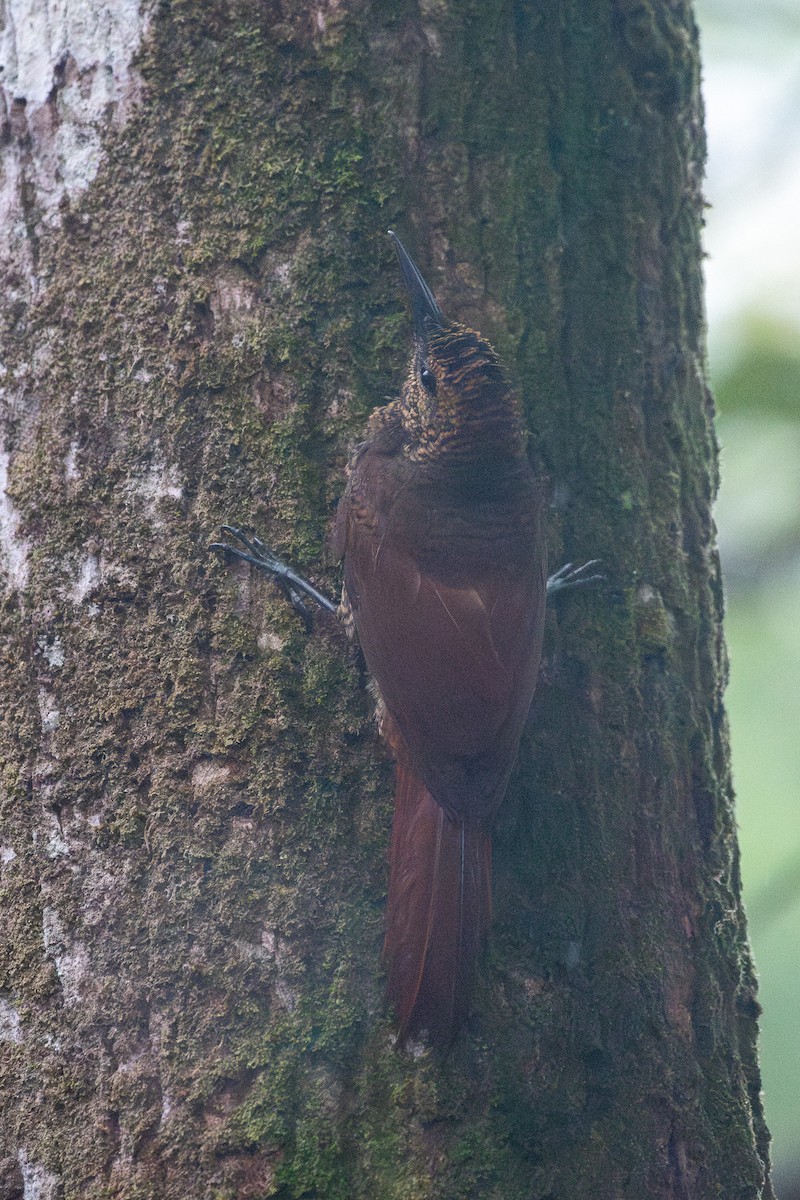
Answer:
top-left (209, 524), bottom-right (336, 631)
top-left (546, 559), bottom-right (605, 602)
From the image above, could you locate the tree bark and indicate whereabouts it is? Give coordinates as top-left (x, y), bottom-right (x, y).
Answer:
top-left (0, 1), bottom-right (773, 1197)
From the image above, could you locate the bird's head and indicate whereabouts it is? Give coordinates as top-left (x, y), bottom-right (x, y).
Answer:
top-left (388, 231), bottom-right (523, 462)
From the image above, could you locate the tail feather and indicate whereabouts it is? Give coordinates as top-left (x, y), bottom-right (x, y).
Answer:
top-left (384, 758), bottom-right (491, 1043)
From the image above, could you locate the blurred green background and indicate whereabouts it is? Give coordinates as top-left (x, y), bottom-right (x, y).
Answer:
top-left (697, 1), bottom-right (800, 1192)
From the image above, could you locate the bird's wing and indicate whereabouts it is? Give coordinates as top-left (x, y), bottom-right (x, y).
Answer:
top-left (343, 509), bottom-right (546, 820)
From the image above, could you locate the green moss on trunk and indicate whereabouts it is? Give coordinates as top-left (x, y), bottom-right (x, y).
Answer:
top-left (0, 1), bottom-right (772, 1197)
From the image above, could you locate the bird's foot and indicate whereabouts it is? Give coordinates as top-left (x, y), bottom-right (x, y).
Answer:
top-left (209, 525), bottom-right (337, 632)
top-left (546, 559), bottom-right (604, 603)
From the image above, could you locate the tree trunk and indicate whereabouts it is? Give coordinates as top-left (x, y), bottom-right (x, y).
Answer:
top-left (0, 2), bottom-right (773, 1197)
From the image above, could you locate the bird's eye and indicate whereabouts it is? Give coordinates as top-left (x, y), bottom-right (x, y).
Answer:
top-left (420, 367), bottom-right (437, 395)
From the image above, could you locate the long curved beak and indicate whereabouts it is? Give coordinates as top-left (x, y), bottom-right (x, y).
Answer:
top-left (388, 230), bottom-right (444, 337)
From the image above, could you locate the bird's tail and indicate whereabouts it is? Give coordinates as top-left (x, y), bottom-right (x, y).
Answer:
top-left (383, 756), bottom-right (492, 1044)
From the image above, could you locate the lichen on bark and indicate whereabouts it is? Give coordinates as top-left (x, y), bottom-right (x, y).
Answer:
top-left (0, 1), bottom-right (772, 1198)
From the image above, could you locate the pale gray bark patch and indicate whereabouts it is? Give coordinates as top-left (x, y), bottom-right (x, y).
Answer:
top-left (0, 447), bottom-right (30, 590)
top-left (0, 0), bottom-right (149, 299)
top-left (0, 998), bottom-right (23, 1043)
top-left (17, 1148), bottom-right (58, 1200)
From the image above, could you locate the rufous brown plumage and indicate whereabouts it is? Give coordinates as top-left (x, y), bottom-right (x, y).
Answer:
top-left (332, 233), bottom-right (547, 1043)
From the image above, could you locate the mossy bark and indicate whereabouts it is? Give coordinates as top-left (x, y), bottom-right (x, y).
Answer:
top-left (0, 1), bottom-right (772, 1197)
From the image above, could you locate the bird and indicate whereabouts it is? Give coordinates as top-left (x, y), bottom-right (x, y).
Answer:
top-left (212, 232), bottom-right (600, 1044)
